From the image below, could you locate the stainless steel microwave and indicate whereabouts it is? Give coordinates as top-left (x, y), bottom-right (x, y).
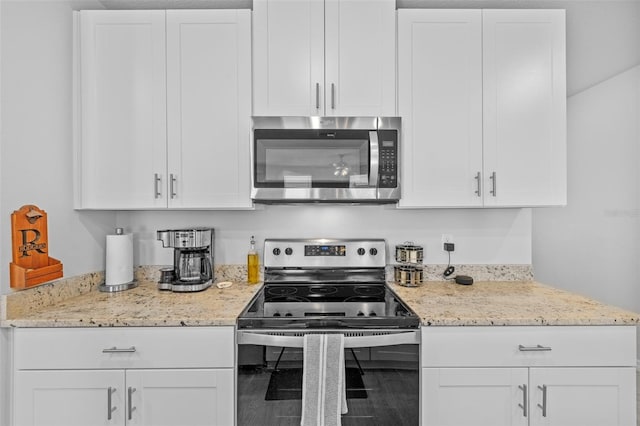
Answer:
top-left (251, 116), bottom-right (400, 203)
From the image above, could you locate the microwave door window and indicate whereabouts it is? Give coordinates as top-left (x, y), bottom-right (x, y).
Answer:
top-left (256, 139), bottom-right (369, 188)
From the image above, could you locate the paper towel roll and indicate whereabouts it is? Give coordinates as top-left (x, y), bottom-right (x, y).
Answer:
top-left (105, 231), bottom-right (134, 286)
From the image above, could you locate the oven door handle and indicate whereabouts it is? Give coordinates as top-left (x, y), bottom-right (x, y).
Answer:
top-left (237, 330), bottom-right (419, 348)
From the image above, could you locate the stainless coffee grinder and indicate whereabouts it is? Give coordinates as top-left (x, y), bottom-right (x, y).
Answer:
top-left (156, 228), bottom-right (214, 292)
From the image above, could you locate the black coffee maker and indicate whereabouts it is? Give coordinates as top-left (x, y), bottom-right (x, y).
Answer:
top-left (156, 228), bottom-right (214, 292)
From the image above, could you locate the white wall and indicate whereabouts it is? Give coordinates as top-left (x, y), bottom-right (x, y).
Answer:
top-left (532, 2), bottom-right (640, 316)
top-left (0, 0), bottom-right (113, 295)
top-left (119, 207), bottom-right (532, 267)
top-left (533, 64), bottom-right (640, 311)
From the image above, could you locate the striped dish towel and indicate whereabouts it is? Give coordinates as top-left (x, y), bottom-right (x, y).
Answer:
top-left (301, 334), bottom-right (347, 426)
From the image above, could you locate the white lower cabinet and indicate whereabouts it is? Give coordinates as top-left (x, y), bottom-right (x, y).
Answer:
top-left (421, 326), bottom-right (637, 426)
top-left (423, 367), bottom-right (635, 426)
top-left (15, 370), bottom-right (125, 426)
top-left (12, 327), bottom-right (235, 426)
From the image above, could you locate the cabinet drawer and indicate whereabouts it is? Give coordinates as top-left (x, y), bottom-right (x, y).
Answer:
top-left (422, 326), bottom-right (636, 367)
top-left (14, 327), bottom-right (234, 370)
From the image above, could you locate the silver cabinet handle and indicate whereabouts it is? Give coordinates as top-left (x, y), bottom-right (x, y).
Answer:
top-left (154, 173), bottom-right (162, 199)
top-left (102, 346), bottom-right (137, 353)
top-left (128, 387), bottom-right (137, 420)
top-left (518, 384), bottom-right (527, 417)
top-left (107, 387), bottom-right (117, 420)
top-left (315, 82), bottom-right (320, 110)
top-left (475, 171), bottom-right (481, 197)
top-left (490, 171), bottom-right (497, 196)
top-left (518, 344), bottom-right (552, 352)
top-left (537, 385), bottom-right (548, 417)
top-left (170, 173), bottom-right (177, 199)
top-left (331, 83), bottom-right (335, 110)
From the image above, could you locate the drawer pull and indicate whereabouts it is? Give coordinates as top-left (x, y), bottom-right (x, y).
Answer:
top-left (518, 344), bottom-right (552, 352)
top-left (102, 346), bottom-right (137, 354)
top-left (107, 387), bottom-right (117, 420)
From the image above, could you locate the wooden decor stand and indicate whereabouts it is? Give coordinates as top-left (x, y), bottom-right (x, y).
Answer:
top-left (10, 205), bottom-right (63, 289)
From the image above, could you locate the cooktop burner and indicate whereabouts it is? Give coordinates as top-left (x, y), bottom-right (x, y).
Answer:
top-left (266, 287), bottom-right (298, 297)
top-left (264, 284), bottom-right (385, 304)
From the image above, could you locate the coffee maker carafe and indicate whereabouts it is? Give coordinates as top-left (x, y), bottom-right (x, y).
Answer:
top-left (156, 228), bottom-right (214, 292)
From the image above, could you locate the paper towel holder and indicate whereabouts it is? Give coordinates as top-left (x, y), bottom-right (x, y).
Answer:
top-left (99, 227), bottom-right (138, 293)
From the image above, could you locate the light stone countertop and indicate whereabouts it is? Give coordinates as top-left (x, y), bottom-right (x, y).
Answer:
top-left (388, 280), bottom-right (640, 326)
top-left (1, 266), bottom-right (261, 328)
top-left (1, 266), bottom-right (638, 327)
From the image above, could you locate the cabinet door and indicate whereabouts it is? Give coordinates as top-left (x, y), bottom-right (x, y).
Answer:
top-left (166, 10), bottom-right (252, 208)
top-left (398, 10), bottom-right (483, 208)
top-left (15, 370), bottom-right (125, 426)
top-left (252, 0), bottom-right (324, 116)
top-left (483, 10), bottom-right (567, 207)
top-left (529, 367), bottom-right (636, 426)
top-left (126, 369), bottom-right (234, 426)
top-left (78, 11), bottom-right (167, 209)
top-left (422, 368), bottom-right (528, 426)
top-left (325, 0), bottom-right (396, 116)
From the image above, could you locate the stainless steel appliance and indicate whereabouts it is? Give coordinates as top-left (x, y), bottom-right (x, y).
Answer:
top-left (237, 238), bottom-right (419, 425)
top-left (251, 117), bottom-right (400, 203)
top-left (156, 228), bottom-right (214, 292)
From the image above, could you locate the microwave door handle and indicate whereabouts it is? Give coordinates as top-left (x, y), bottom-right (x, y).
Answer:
top-left (369, 131), bottom-right (379, 187)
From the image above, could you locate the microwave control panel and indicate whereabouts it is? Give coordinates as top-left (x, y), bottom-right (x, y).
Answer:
top-left (378, 130), bottom-right (397, 188)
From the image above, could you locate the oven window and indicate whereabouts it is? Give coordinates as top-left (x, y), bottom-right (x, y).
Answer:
top-left (237, 344), bottom-right (419, 425)
top-left (254, 130), bottom-right (370, 188)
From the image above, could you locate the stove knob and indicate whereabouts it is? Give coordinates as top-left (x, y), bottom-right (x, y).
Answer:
top-left (273, 248), bottom-right (281, 256)
top-left (357, 311), bottom-right (365, 317)
top-left (285, 313), bottom-right (292, 317)
top-left (273, 312), bottom-right (281, 317)
top-left (285, 247), bottom-right (293, 255)
top-left (369, 311), bottom-right (377, 317)
top-left (357, 248), bottom-right (366, 256)
top-left (370, 248), bottom-right (378, 256)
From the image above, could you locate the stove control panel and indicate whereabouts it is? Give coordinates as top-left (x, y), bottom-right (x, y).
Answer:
top-left (305, 244), bottom-right (346, 256)
top-left (264, 239), bottom-right (386, 268)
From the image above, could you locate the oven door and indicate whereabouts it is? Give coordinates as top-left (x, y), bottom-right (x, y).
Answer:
top-left (236, 329), bottom-right (420, 426)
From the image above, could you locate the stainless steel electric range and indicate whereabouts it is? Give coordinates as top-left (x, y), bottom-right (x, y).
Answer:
top-left (237, 239), bottom-right (420, 426)
top-left (238, 239), bottom-right (419, 330)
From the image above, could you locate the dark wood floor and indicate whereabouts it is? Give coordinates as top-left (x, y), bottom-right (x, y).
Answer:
top-left (237, 366), bottom-right (419, 426)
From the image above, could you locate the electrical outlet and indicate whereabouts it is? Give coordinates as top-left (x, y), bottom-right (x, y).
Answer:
top-left (441, 234), bottom-right (454, 252)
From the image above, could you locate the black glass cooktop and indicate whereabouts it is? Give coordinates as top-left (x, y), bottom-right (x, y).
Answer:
top-left (237, 283), bottom-right (419, 330)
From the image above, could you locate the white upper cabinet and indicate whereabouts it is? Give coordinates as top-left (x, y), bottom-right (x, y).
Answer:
top-left (75, 10), bottom-right (252, 210)
top-left (482, 10), bottom-right (567, 207)
top-left (252, 0), bottom-right (324, 116)
top-left (253, 0), bottom-right (396, 116)
top-left (77, 11), bottom-right (167, 209)
top-left (166, 10), bottom-right (252, 209)
top-left (398, 10), bottom-right (483, 208)
top-left (398, 9), bottom-right (566, 208)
